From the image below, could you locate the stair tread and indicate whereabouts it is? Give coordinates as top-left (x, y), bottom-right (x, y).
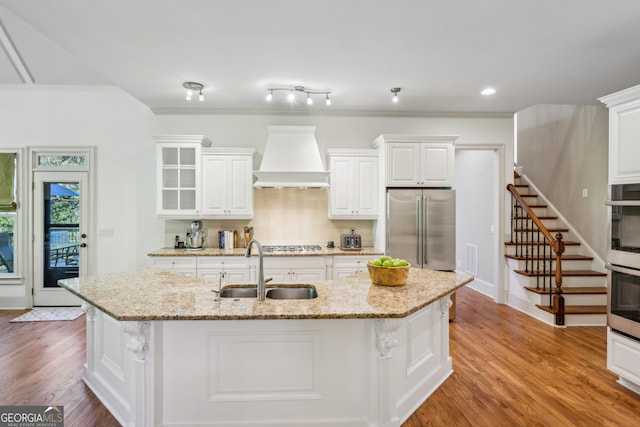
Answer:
top-left (506, 254), bottom-right (593, 261)
top-left (515, 204), bottom-right (548, 208)
top-left (514, 269), bottom-right (606, 277)
top-left (513, 228), bottom-right (569, 232)
top-left (505, 240), bottom-right (580, 246)
top-left (524, 286), bottom-right (607, 295)
top-left (535, 304), bottom-right (607, 315)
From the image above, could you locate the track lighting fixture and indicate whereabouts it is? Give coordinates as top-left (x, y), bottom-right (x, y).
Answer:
top-left (183, 82), bottom-right (204, 102)
top-left (391, 87), bottom-right (401, 103)
top-left (266, 85), bottom-right (332, 106)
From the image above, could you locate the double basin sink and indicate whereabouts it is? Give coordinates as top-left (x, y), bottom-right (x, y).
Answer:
top-left (220, 285), bottom-right (318, 300)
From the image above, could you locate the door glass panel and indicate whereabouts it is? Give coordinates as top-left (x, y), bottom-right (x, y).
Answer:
top-left (43, 182), bottom-right (80, 288)
top-left (37, 154), bottom-right (86, 167)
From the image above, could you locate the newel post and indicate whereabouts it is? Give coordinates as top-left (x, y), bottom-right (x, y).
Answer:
top-left (553, 233), bottom-right (565, 326)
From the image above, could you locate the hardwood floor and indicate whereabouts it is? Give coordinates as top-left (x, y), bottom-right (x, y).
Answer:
top-left (0, 308), bottom-right (119, 427)
top-left (1, 287), bottom-right (639, 426)
top-left (404, 287), bottom-right (640, 427)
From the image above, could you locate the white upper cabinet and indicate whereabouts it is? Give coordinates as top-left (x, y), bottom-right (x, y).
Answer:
top-left (599, 85), bottom-right (640, 184)
top-left (202, 148), bottom-right (255, 219)
top-left (372, 135), bottom-right (457, 188)
top-left (155, 135), bottom-right (212, 218)
top-left (327, 149), bottom-right (378, 219)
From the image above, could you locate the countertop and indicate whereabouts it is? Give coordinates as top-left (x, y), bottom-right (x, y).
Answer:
top-left (147, 247), bottom-right (383, 257)
top-left (58, 268), bottom-right (473, 321)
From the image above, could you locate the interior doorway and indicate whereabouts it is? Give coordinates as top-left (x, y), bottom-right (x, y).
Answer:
top-left (454, 146), bottom-right (505, 303)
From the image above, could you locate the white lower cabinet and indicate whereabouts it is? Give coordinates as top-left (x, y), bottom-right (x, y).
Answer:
top-left (608, 328), bottom-right (640, 394)
top-left (150, 257), bottom-right (197, 277)
top-left (196, 256), bottom-right (253, 285)
top-left (331, 255), bottom-right (371, 280)
top-left (264, 256), bottom-right (327, 283)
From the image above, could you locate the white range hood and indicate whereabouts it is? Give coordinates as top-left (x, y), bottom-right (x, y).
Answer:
top-left (253, 125), bottom-right (330, 188)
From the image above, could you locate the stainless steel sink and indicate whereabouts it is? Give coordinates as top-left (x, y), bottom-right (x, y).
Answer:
top-left (266, 286), bottom-right (318, 300)
top-left (219, 285), bottom-right (318, 300)
top-left (219, 287), bottom-right (257, 298)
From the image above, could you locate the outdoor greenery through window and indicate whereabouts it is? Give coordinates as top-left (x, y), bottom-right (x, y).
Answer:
top-left (37, 154), bottom-right (86, 167)
top-left (0, 152), bottom-right (17, 275)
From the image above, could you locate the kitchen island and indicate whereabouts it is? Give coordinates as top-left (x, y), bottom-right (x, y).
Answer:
top-left (59, 268), bottom-right (472, 427)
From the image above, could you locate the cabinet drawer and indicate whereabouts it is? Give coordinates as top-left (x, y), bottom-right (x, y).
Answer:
top-left (332, 255), bottom-right (371, 268)
top-left (152, 257), bottom-right (197, 269)
top-left (197, 256), bottom-right (250, 269)
top-left (264, 256), bottom-right (326, 269)
top-left (608, 329), bottom-right (640, 386)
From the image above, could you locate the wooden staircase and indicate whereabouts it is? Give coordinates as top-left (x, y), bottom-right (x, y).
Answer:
top-left (506, 176), bottom-right (607, 327)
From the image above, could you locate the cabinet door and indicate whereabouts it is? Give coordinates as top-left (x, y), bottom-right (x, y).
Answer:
top-left (202, 155), bottom-right (254, 218)
top-left (202, 156), bottom-right (228, 216)
top-left (151, 256), bottom-right (197, 277)
top-left (332, 255), bottom-right (369, 279)
top-left (419, 143), bottom-right (454, 187)
top-left (329, 157), bottom-right (354, 216)
top-left (354, 157), bottom-right (378, 217)
top-left (157, 144), bottom-right (201, 216)
top-left (227, 156), bottom-right (253, 217)
top-left (610, 105), bottom-right (640, 184)
top-left (387, 143), bottom-right (420, 186)
top-left (291, 268), bottom-right (325, 282)
top-left (263, 267), bottom-right (291, 283)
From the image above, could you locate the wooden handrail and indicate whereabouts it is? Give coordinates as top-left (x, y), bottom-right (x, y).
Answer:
top-left (507, 183), bottom-right (566, 325)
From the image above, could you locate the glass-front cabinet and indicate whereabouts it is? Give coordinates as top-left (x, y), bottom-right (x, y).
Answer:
top-left (155, 136), bottom-right (212, 217)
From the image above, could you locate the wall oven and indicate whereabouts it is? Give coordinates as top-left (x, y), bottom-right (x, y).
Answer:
top-left (607, 183), bottom-right (640, 267)
top-left (606, 263), bottom-right (640, 340)
top-left (607, 183), bottom-right (640, 340)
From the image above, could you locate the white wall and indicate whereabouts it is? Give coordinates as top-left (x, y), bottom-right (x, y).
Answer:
top-left (0, 86), bottom-right (163, 307)
top-left (517, 104), bottom-right (608, 259)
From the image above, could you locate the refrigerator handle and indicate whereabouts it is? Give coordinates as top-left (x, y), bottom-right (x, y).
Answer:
top-left (423, 196), bottom-right (428, 266)
top-left (416, 196), bottom-right (421, 265)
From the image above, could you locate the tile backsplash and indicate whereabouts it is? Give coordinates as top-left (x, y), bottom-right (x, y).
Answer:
top-left (164, 188), bottom-right (375, 248)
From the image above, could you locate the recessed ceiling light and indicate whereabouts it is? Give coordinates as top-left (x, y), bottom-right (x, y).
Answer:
top-left (481, 87), bottom-right (496, 96)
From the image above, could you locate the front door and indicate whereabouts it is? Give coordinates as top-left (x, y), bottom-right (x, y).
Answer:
top-left (33, 171), bottom-right (88, 306)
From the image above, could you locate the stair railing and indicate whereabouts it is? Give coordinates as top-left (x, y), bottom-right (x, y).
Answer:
top-left (507, 184), bottom-right (566, 326)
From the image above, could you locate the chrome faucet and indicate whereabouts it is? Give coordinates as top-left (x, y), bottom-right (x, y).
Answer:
top-left (245, 238), bottom-right (265, 301)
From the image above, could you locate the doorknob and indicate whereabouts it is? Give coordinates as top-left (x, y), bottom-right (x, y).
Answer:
top-left (80, 243), bottom-right (87, 248)
top-left (81, 233), bottom-right (87, 238)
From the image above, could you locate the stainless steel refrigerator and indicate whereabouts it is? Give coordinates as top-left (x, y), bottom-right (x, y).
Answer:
top-left (386, 189), bottom-right (455, 271)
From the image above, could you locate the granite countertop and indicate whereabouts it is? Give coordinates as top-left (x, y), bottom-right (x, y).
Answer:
top-left (59, 268), bottom-right (473, 322)
top-left (147, 247), bottom-right (383, 257)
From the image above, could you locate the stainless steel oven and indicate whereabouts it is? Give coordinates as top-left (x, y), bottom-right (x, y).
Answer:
top-left (606, 263), bottom-right (640, 340)
top-left (607, 183), bottom-right (640, 266)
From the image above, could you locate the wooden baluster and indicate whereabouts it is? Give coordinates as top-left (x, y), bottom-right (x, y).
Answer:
top-left (536, 229), bottom-right (541, 289)
top-left (553, 233), bottom-right (565, 326)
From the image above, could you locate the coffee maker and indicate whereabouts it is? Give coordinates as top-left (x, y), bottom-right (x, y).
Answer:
top-left (186, 220), bottom-right (206, 251)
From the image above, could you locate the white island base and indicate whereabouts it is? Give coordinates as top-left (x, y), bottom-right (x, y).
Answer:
top-left (81, 295), bottom-right (453, 427)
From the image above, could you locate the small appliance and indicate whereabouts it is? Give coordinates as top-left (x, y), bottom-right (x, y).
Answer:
top-left (186, 220), bottom-right (206, 251)
top-left (340, 229), bottom-right (362, 250)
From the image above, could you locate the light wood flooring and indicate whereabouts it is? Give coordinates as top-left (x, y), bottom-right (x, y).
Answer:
top-left (1, 287), bottom-right (639, 426)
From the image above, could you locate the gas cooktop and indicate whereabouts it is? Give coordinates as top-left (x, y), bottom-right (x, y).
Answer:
top-left (262, 245), bottom-right (323, 254)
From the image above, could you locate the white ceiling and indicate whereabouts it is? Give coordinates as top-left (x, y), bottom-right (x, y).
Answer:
top-left (1, 0), bottom-right (640, 115)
